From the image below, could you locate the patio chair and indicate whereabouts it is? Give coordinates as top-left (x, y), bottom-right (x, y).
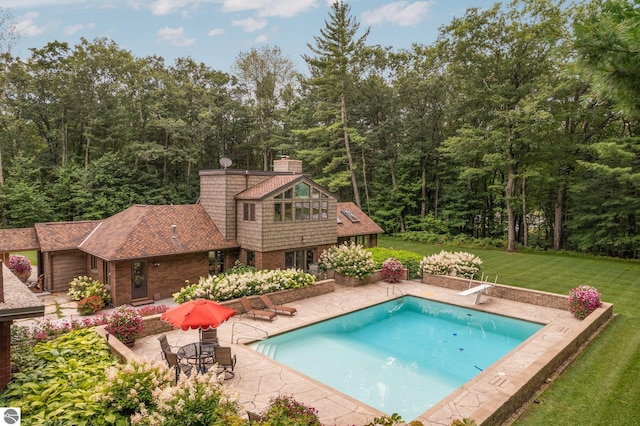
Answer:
top-left (259, 294), bottom-right (297, 316)
top-left (240, 297), bottom-right (276, 322)
top-left (200, 328), bottom-right (219, 346)
top-left (214, 346), bottom-right (237, 379)
top-left (164, 350), bottom-right (192, 383)
top-left (157, 334), bottom-right (179, 362)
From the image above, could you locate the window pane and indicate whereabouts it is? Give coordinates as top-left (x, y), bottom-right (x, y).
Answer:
top-left (284, 203), bottom-right (292, 221)
top-left (321, 201), bottom-right (328, 219)
top-left (311, 188), bottom-right (320, 199)
top-left (295, 201), bottom-right (310, 221)
top-left (312, 201), bottom-right (320, 220)
top-left (284, 188), bottom-right (293, 198)
top-left (274, 203), bottom-right (282, 222)
top-left (285, 251), bottom-right (294, 269)
top-left (250, 203), bottom-right (255, 221)
top-left (295, 183), bottom-right (310, 198)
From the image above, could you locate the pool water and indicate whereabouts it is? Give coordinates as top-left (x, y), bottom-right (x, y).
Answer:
top-left (249, 296), bottom-right (543, 421)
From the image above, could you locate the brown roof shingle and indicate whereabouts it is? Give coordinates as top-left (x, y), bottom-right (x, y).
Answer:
top-left (0, 228), bottom-right (40, 251)
top-left (336, 202), bottom-right (384, 237)
top-left (80, 205), bottom-right (238, 261)
top-left (235, 175), bottom-right (305, 200)
top-left (34, 221), bottom-right (100, 251)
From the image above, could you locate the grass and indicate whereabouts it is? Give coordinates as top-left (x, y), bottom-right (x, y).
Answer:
top-left (378, 235), bottom-right (640, 425)
top-left (12, 250), bottom-right (38, 266)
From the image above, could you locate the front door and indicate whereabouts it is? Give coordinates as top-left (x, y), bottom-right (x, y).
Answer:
top-left (131, 260), bottom-right (148, 299)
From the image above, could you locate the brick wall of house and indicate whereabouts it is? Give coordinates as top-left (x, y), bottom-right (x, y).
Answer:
top-left (48, 250), bottom-right (87, 293)
top-left (110, 252), bottom-right (209, 306)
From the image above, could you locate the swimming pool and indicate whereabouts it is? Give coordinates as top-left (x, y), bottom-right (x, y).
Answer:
top-left (249, 296), bottom-right (543, 421)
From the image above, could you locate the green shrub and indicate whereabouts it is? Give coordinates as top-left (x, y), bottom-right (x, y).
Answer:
top-left (174, 268), bottom-right (315, 303)
top-left (260, 394), bottom-right (321, 426)
top-left (77, 294), bottom-right (105, 315)
top-left (130, 369), bottom-right (244, 426)
top-left (103, 359), bottom-right (173, 415)
top-left (67, 275), bottom-right (112, 307)
top-left (9, 325), bottom-right (38, 374)
top-left (368, 247), bottom-right (423, 279)
top-left (319, 242), bottom-right (375, 279)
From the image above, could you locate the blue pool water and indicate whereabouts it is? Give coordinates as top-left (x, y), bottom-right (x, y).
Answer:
top-left (249, 296), bottom-right (543, 421)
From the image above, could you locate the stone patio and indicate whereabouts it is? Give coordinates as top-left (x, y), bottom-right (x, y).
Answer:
top-left (125, 279), bottom-right (612, 425)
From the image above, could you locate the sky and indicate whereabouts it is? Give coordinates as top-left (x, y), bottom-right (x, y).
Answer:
top-left (0, 0), bottom-right (490, 74)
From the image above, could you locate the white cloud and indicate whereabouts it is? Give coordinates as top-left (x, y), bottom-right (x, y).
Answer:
top-left (15, 12), bottom-right (53, 37)
top-left (220, 0), bottom-right (318, 18)
top-left (63, 22), bottom-right (94, 36)
top-left (156, 26), bottom-right (196, 47)
top-left (149, 0), bottom-right (195, 15)
top-left (232, 17), bottom-right (267, 32)
top-left (208, 28), bottom-right (225, 37)
top-left (362, 1), bottom-right (433, 27)
top-left (255, 34), bottom-right (268, 43)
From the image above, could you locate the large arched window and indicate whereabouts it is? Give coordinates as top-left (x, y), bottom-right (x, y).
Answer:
top-left (274, 183), bottom-right (329, 222)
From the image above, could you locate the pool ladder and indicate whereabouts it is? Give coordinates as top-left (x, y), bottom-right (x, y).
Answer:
top-left (231, 321), bottom-right (269, 344)
top-left (387, 285), bottom-right (404, 297)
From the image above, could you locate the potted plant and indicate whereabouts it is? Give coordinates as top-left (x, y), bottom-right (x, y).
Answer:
top-left (8, 254), bottom-right (32, 282)
top-left (567, 285), bottom-right (602, 319)
top-left (105, 306), bottom-right (144, 347)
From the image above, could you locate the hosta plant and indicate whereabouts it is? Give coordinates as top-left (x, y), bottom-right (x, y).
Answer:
top-left (567, 285), bottom-right (603, 319)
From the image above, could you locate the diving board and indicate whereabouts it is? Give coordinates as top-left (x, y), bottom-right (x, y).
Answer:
top-left (458, 278), bottom-right (496, 305)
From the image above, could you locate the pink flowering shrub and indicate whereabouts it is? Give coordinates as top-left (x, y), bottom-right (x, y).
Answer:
top-left (9, 254), bottom-right (32, 275)
top-left (136, 304), bottom-right (169, 316)
top-left (380, 258), bottom-right (406, 283)
top-left (261, 394), bottom-right (321, 425)
top-left (105, 307), bottom-right (144, 343)
top-left (567, 286), bottom-right (602, 319)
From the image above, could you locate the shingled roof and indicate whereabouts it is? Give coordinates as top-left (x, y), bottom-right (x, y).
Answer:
top-left (34, 221), bottom-right (100, 251)
top-left (235, 175), bottom-right (308, 200)
top-left (79, 204), bottom-right (238, 261)
top-left (0, 228), bottom-right (40, 251)
top-left (337, 202), bottom-right (384, 237)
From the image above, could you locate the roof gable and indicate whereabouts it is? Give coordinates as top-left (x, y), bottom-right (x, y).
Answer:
top-left (236, 175), bottom-right (335, 201)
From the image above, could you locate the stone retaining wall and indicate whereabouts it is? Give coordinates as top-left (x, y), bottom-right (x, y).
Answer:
top-left (423, 273), bottom-right (569, 310)
top-left (100, 279), bottom-right (335, 360)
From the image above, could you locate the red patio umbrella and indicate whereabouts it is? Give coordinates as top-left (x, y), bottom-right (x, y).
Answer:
top-left (161, 299), bottom-right (237, 331)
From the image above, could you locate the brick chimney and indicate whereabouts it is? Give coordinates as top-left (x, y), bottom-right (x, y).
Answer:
top-left (273, 156), bottom-right (303, 173)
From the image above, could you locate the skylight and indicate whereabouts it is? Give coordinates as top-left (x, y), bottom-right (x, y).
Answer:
top-left (341, 209), bottom-right (359, 223)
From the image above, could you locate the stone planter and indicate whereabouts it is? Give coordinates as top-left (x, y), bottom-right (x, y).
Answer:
top-left (13, 269), bottom-right (31, 283)
top-left (334, 273), bottom-right (376, 287)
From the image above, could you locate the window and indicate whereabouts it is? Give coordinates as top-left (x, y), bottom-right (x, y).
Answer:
top-left (247, 251), bottom-right (255, 267)
top-left (341, 209), bottom-right (360, 222)
top-left (274, 183), bottom-right (329, 222)
top-left (90, 255), bottom-right (97, 271)
top-left (285, 249), bottom-right (315, 271)
top-left (209, 251), bottom-right (225, 275)
top-left (243, 203), bottom-right (255, 221)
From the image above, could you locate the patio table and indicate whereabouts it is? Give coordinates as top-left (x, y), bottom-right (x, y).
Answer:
top-left (177, 342), bottom-right (217, 374)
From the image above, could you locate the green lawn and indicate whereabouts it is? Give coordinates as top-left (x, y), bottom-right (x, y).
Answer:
top-left (379, 235), bottom-right (640, 425)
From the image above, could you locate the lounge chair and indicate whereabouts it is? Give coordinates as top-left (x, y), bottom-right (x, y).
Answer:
top-left (259, 294), bottom-right (297, 316)
top-left (164, 349), bottom-right (192, 382)
top-left (214, 346), bottom-right (237, 379)
top-left (240, 297), bottom-right (276, 321)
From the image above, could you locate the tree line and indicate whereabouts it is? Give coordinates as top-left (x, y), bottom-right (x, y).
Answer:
top-left (0, 0), bottom-right (638, 258)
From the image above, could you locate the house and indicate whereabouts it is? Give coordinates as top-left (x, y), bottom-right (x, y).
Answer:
top-left (0, 158), bottom-right (384, 306)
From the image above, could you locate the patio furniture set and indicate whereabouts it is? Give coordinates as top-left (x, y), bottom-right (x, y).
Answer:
top-left (158, 295), bottom-right (297, 382)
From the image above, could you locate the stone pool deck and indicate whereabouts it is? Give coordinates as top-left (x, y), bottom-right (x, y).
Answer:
top-left (129, 280), bottom-right (612, 426)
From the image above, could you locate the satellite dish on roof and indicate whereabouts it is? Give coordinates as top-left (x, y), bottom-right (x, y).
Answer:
top-left (219, 157), bottom-right (232, 169)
